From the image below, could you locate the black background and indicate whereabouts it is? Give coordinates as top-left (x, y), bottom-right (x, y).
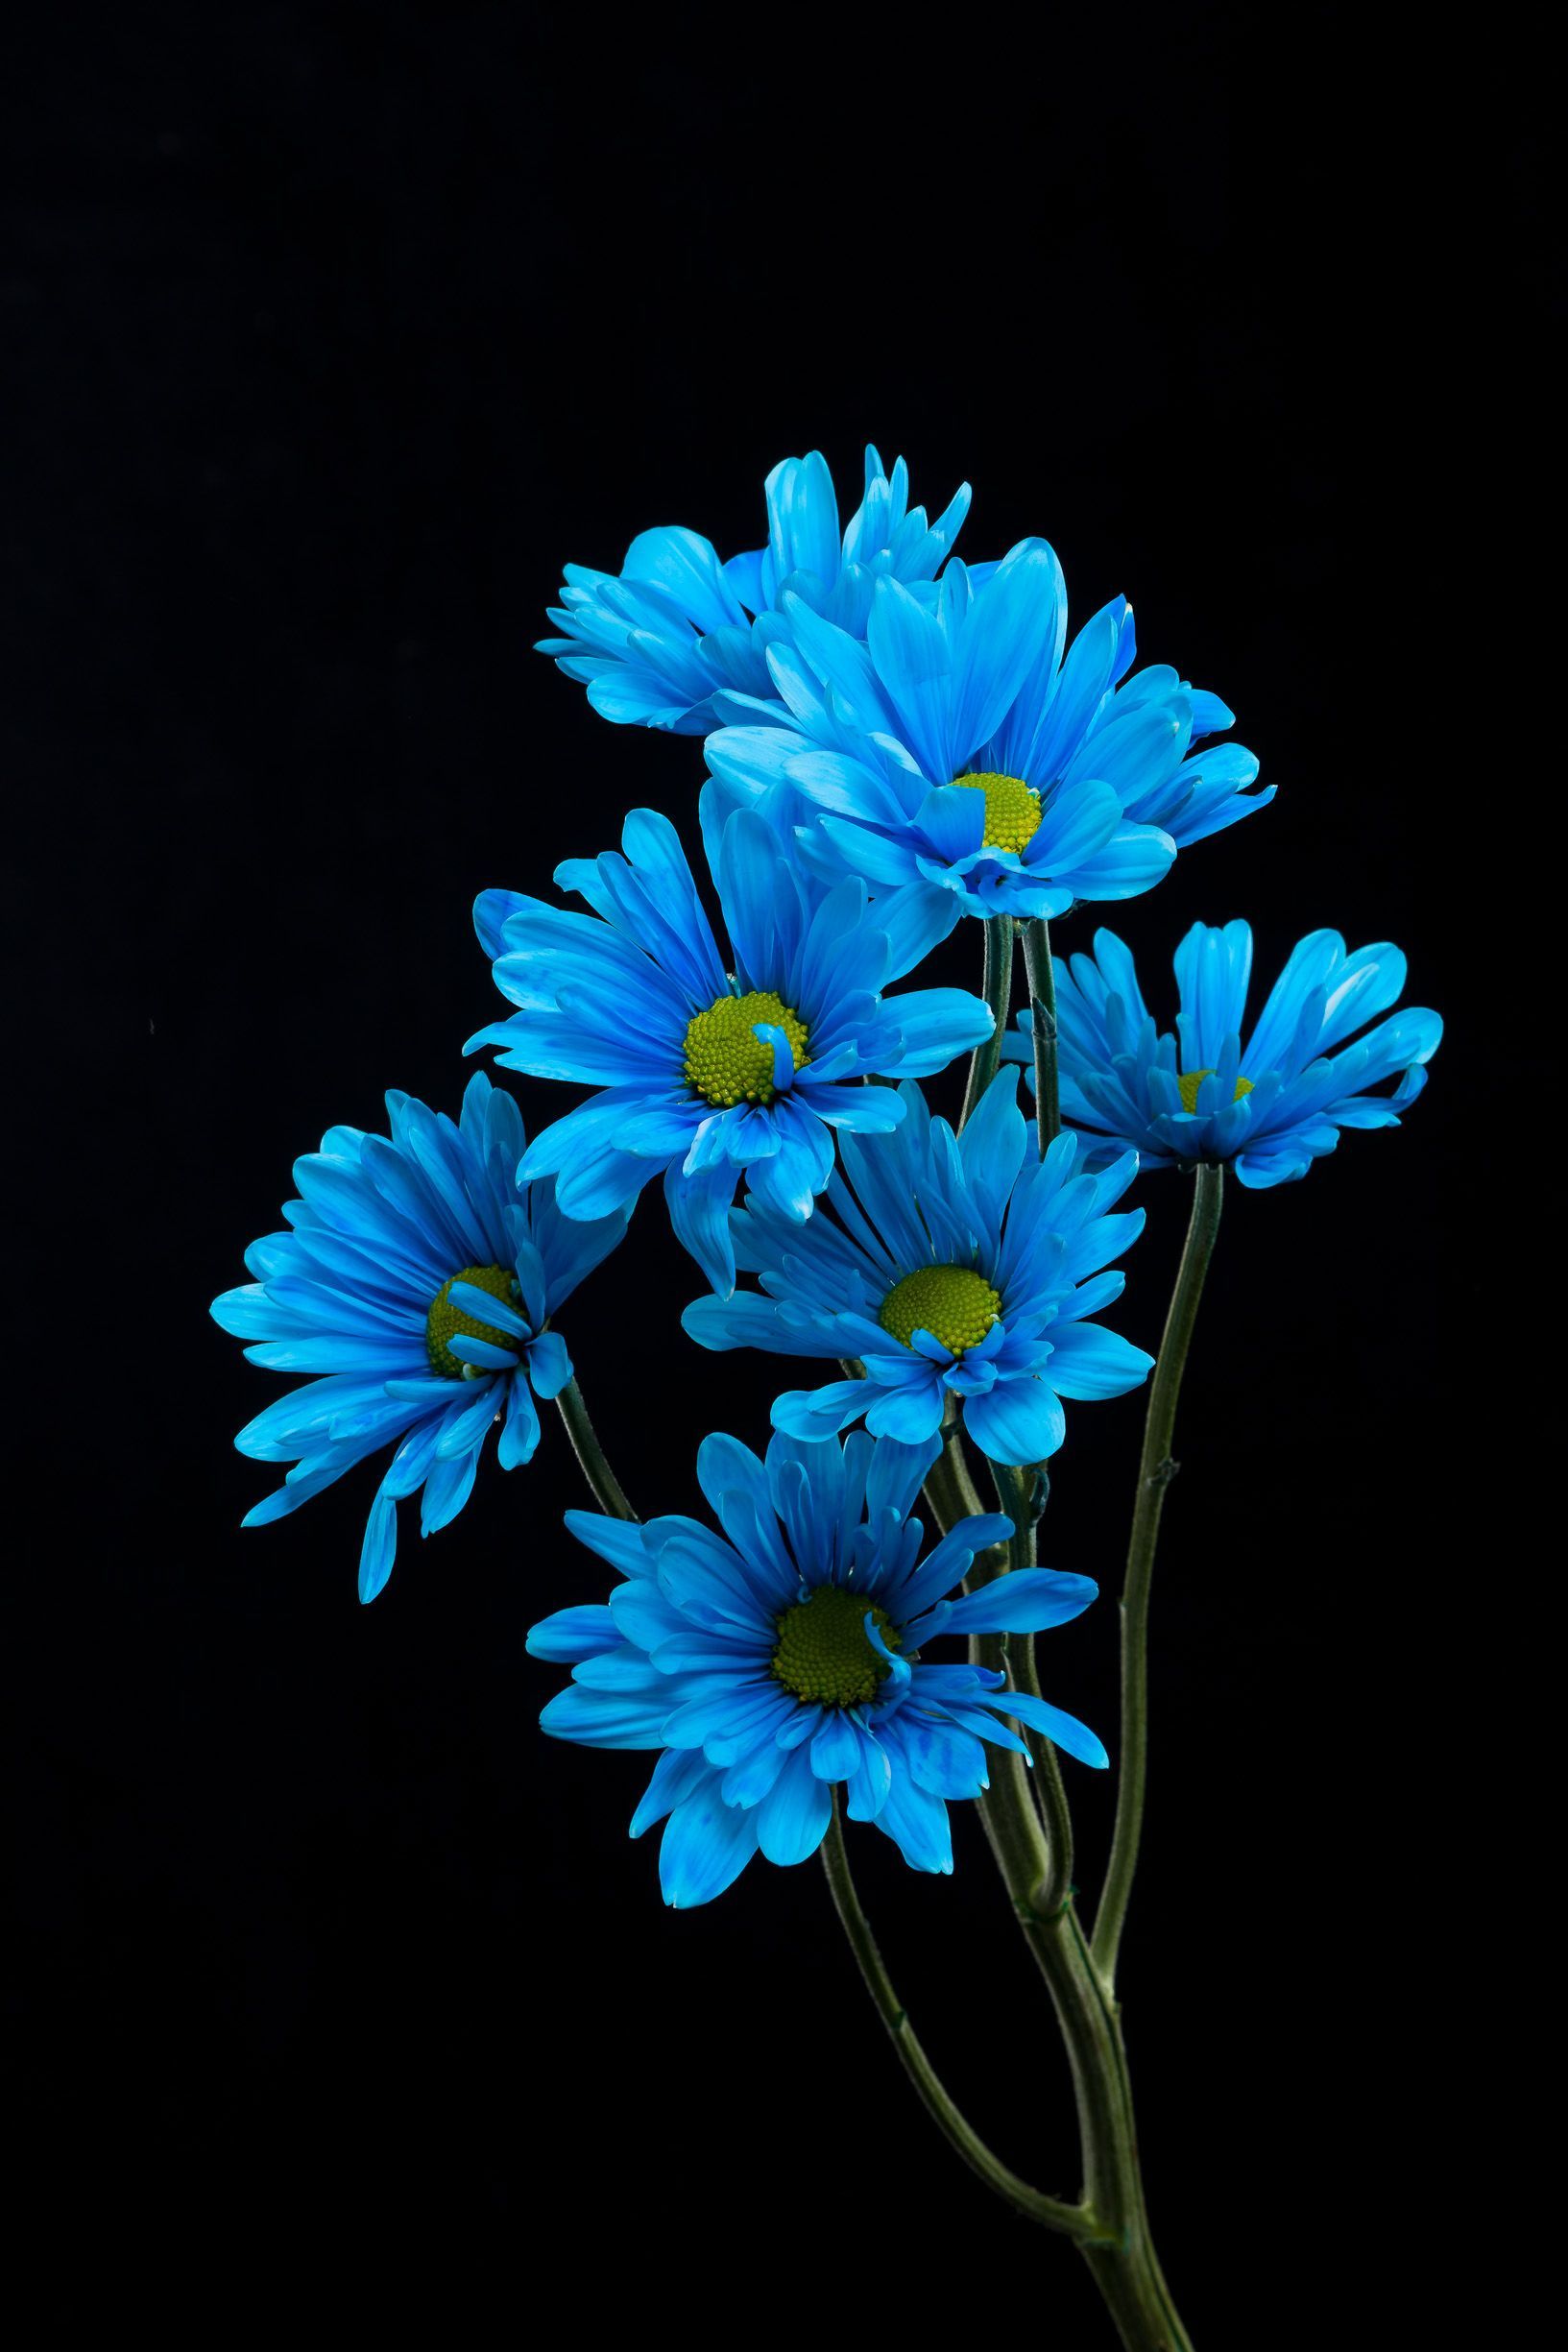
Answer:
top-left (3, 8), bottom-right (1541, 2341)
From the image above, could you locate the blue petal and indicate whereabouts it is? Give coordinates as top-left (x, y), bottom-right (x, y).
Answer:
top-left (357, 1490), bottom-right (398, 1606)
top-left (659, 1783), bottom-right (763, 1906)
top-left (940, 1568), bottom-right (1099, 1636)
top-left (563, 1504), bottom-right (661, 1578)
top-left (540, 1680), bottom-right (671, 1751)
top-left (755, 1745), bottom-right (834, 1865)
top-left (525, 1604), bottom-right (621, 1662)
top-left (962, 1378), bottom-right (1068, 1465)
top-left (525, 1327), bottom-right (573, 1400)
top-left (1044, 1323), bottom-right (1153, 1399)
top-left (872, 1767), bottom-right (953, 1874)
top-left (769, 1380), bottom-right (878, 1439)
top-left (629, 1748), bottom-right (714, 1838)
top-left (994, 1688), bottom-right (1109, 1769)
top-left (665, 1159), bottom-right (741, 1297)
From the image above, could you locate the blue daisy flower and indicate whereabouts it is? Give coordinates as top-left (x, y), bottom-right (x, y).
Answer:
top-left (536, 445), bottom-right (971, 733)
top-left (1002, 920), bottom-right (1442, 1187)
top-left (684, 1070), bottom-right (1151, 1465)
top-left (527, 1427), bottom-right (1106, 1906)
top-left (468, 796), bottom-right (994, 1297)
top-left (703, 536), bottom-right (1269, 927)
top-left (210, 1074), bottom-right (628, 1602)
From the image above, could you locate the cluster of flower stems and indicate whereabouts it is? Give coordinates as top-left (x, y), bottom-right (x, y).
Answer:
top-left (561, 913), bottom-right (1218, 2352)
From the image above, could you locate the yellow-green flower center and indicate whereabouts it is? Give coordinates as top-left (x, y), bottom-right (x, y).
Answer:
top-left (956, 770), bottom-right (1043, 854)
top-left (1177, 1070), bottom-right (1256, 1116)
top-left (425, 1262), bottom-right (519, 1378)
top-left (683, 989), bottom-right (809, 1107)
top-left (879, 1264), bottom-right (1002, 1356)
top-left (772, 1586), bottom-right (899, 1709)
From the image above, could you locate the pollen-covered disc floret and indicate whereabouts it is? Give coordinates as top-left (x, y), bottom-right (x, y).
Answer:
top-left (880, 1264), bottom-right (1002, 1356)
top-left (771, 1585), bottom-right (899, 1709)
top-left (426, 1261), bottom-right (522, 1377)
top-left (957, 770), bottom-right (1043, 855)
top-left (683, 989), bottom-right (809, 1107)
top-left (1177, 1069), bottom-right (1254, 1116)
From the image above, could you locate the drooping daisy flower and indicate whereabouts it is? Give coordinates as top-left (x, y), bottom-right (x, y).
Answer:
top-left (468, 796), bottom-right (993, 1297)
top-left (528, 1427), bottom-right (1106, 1906)
top-left (537, 445), bottom-right (971, 733)
top-left (1002, 920), bottom-right (1442, 1186)
top-left (683, 1071), bottom-right (1151, 1466)
top-left (702, 537), bottom-right (1268, 927)
top-left (211, 1075), bottom-right (627, 1601)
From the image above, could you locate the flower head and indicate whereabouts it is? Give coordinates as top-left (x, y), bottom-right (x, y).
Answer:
top-left (704, 538), bottom-right (1268, 926)
top-left (537, 446), bottom-right (971, 734)
top-left (528, 1427), bottom-right (1106, 1906)
top-left (1003, 920), bottom-right (1442, 1186)
top-left (211, 1075), bottom-right (627, 1601)
top-left (684, 1072), bottom-right (1151, 1466)
top-left (469, 797), bottom-right (994, 1297)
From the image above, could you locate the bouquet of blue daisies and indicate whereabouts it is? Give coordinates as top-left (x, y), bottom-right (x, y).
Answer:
top-left (213, 447), bottom-right (1440, 2351)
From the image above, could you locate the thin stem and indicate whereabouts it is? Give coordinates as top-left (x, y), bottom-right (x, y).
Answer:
top-left (922, 1419), bottom-right (988, 1532)
top-left (943, 925), bottom-right (1191, 2336)
top-left (1014, 1644), bottom-right (1074, 1909)
top-left (848, 1376), bottom-right (1191, 2329)
top-left (1091, 1161), bottom-right (1224, 1986)
top-left (939, 1423), bottom-right (991, 1522)
top-left (982, 1458), bottom-right (1073, 1905)
top-left (924, 1435), bottom-right (1055, 1904)
top-left (954, 1617), bottom-right (1192, 2339)
top-left (990, 1458), bottom-right (1074, 1909)
top-left (920, 1444), bottom-right (966, 1542)
top-left (837, 1428), bottom-right (1103, 2240)
top-left (820, 1800), bottom-right (1103, 2240)
top-left (922, 1427), bottom-right (1010, 1595)
top-left (977, 1785), bottom-right (1194, 2350)
top-left (553, 1376), bottom-right (637, 1522)
top-left (960, 914), bottom-right (1015, 1127)
top-left (1021, 916), bottom-right (1060, 1149)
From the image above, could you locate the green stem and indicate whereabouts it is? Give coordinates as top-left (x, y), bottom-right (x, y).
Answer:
top-left (832, 1432), bottom-right (1098, 2239)
top-left (1006, 920), bottom-right (1071, 1881)
top-left (922, 1420), bottom-right (992, 1543)
top-left (1091, 1162), bottom-right (1224, 1987)
top-left (960, 914), bottom-right (1015, 1128)
top-left (943, 1595), bottom-right (1191, 2342)
top-left (923, 1434), bottom-right (1070, 1902)
top-left (921, 1426), bottom-right (1008, 1590)
top-left (554, 1376), bottom-right (637, 1521)
top-left (988, 1458), bottom-right (1073, 1910)
top-left (963, 1635), bottom-right (1192, 2343)
top-left (939, 1422), bottom-right (989, 1519)
top-left (981, 1782), bottom-right (1194, 2350)
top-left (929, 1445), bottom-right (1190, 2339)
top-left (873, 1437), bottom-right (1191, 2334)
top-left (820, 1800), bottom-right (1103, 2240)
top-left (1021, 916), bottom-right (1060, 1149)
